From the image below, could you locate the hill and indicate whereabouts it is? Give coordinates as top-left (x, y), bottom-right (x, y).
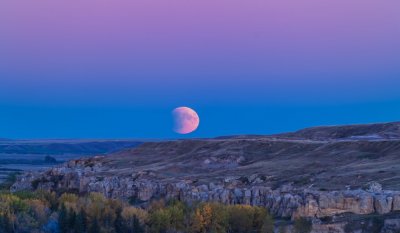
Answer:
top-left (276, 121), bottom-right (400, 140)
top-left (11, 122), bottom-right (400, 221)
top-left (0, 139), bottom-right (143, 184)
top-left (0, 139), bottom-right (143, 155)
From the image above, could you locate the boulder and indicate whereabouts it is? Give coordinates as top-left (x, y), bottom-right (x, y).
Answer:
top-left (393, 194), bottom-right (400, 211)
top-left (364, 181), bottom-right (383, 193)
top-left (374, 195), bottom-right (393, 214)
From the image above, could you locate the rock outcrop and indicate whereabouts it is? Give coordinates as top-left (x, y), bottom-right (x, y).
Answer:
top-left (11, 122), bottom-right (400, 226)
top-left (11, 156), bottom-right (400, 220)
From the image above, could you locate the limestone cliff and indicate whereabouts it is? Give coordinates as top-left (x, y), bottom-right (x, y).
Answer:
top-left (11, 122), bottom-right (400, 222)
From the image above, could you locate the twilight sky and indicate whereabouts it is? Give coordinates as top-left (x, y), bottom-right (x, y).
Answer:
top-left (1, 0), bottom-right (400, 139)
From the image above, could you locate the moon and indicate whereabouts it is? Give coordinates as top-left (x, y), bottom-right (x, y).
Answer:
top-left (172, 107), bottom-right (200, 134)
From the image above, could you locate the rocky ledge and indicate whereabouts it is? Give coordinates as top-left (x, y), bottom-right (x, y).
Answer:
top-left (11, 156), bottom-right (400, 220)
top-left (11, 122), bottom-right (400, 226)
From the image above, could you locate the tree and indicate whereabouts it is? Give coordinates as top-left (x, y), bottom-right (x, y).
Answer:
top-left (68, 208), bottom-right (76, 229)
top-left (167, 201), bottom-right (185, 231)
top-left (131, 216), bottom-right (145, 233)
top-left (88, 217), bottom-right (100, 233)
top-left (190, 203), bottom-right (228, 233)
top-left (121, 206), bottom-right (148, 225)
top-left (294, 217), bottom-right (312, 233)
top-left (0, 213), bottom-right (15, 233)
top-left (58, 204), bottom-right (69, 233)
top-left (149, 209), bottom-right (171, 233)
top-left (119, 206), bottom-right (148, 233)
top-left (115, 207), bottom-right (125, 233)
top-left (226, 205), bottom-right (274, 233)
top-left (38, 191), bottom-right (58, 211)
top-left (74, 209), bottom-right (86, 233)
top-left (253, 207), bottom-right (268, 230)
top-left (228, 205), bottom-right (254, 233)
top-left (260, 214), bottom-right (274, 233)
top-left (191, 204), bottom-right (212, 233)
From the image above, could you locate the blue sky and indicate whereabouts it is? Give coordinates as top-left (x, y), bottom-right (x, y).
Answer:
top-left (1, 0), bottom-right (400, 139)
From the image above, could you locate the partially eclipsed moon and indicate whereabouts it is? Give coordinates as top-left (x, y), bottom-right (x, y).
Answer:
top-left (172, 107), bottom-right (200, 134)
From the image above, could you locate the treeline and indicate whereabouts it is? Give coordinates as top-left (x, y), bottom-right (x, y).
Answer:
top-left (0, 190), bottom-right (312, 233)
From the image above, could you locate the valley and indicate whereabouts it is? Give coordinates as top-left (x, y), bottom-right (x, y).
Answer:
top-left (0, 139), bottom-right (142, 183)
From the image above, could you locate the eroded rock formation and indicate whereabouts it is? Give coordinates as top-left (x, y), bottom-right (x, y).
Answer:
top-left (11, 156), bottom-right (400, 220)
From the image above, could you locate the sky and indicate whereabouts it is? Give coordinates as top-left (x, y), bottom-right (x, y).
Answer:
top-left (1, 0), bottom-right (400, 139)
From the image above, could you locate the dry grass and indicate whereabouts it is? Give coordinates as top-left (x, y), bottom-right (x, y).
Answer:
top-left (96, 137), bottom-right (400, 191)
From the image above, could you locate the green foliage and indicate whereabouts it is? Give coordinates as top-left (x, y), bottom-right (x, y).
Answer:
top-left (0, 190), bottom-right (276, 233)
top-left (147, 199), bottom-right (188, 233)
top-left (187, 203), bottom-right (274, 233)
top-left (149, 208), bottom-right (171, 233)
top-left (228, 205), bottom-right (255, 233)
top-left (38, 190), bottom-right (59, 211)
top-left (13, 191), bottom-right (39, 200)
top-left (166, 200), bottom-right (186, 231)
top-left (227, 205), bottom-right (274, 233)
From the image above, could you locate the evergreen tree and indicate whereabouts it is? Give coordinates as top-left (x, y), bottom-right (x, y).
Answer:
top-left (68, 208), bottom-right (76, 229)
top-left (58, 204), bottom-right (69, 233)
top-left (88, 217), bottom-right (100, 233)
top-left (114, 208), bottom-right (125, 233)
top-left (132, 216), bottom-right (144, 233)
top-left (74, 209), bottom-right (86, 233)
top-left (0, 213), bottom-right (14, 233)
